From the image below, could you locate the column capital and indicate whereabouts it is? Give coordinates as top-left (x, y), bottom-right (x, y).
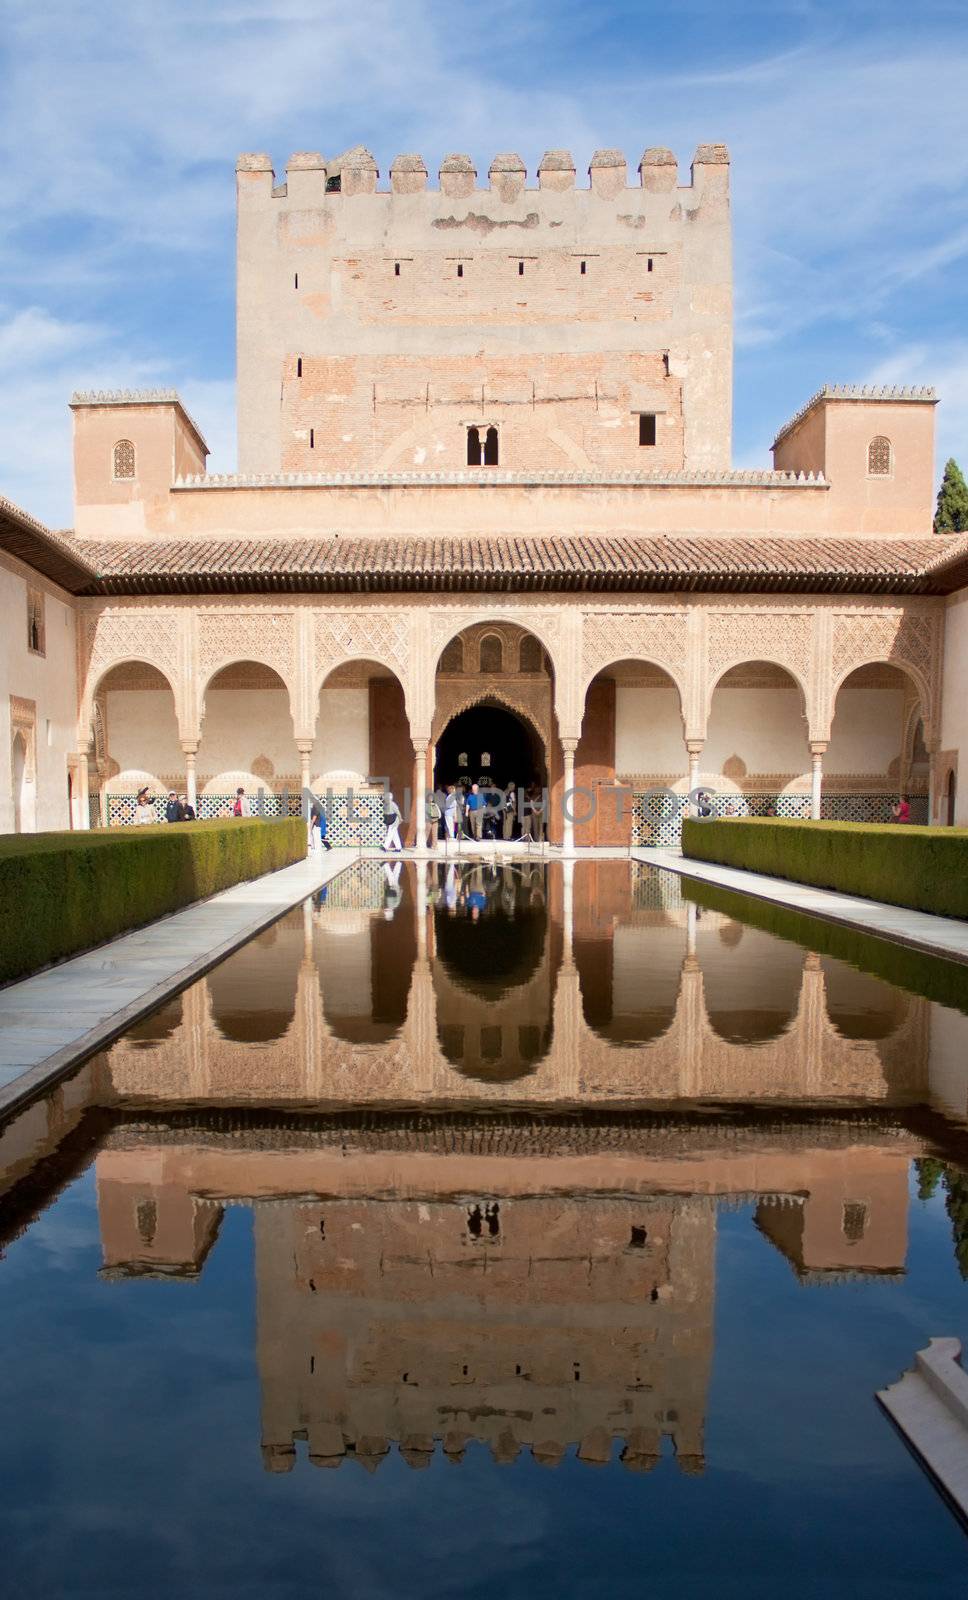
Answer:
top-left (412, 737), bottom-right (430, 755)
top-left (295, 737), bottom-right (315, 755)
top-left (180, 740), bottom-right (199, 756)
top-left (560, 735), bottom-right (580, 756)
top-left (809, 741), bottom-right (828, 758)
top-left (685, 739), bottom-right (705, 756)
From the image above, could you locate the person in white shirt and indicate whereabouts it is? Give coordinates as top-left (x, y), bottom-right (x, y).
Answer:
top-left (383, 790), bottom-right (402, 852)
top-left (133, 787), bottom-right (155, 825)
top-left (443, 784), bottom-right (459, 842)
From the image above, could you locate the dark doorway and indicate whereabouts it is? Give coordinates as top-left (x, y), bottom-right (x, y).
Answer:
top-left (434, 701), bottom-right (543, 791)
top-left (946, 768), bottom-right (956, 827)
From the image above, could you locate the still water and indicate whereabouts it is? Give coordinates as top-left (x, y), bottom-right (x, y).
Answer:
top-left (1, 860), bottom-right (967, 1598)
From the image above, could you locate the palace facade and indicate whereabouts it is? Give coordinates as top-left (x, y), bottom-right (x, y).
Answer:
top-left (3, 140), bottom-right (968, 841)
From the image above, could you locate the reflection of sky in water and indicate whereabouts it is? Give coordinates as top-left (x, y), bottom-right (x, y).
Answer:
top-left (1, 1161), bottom-right (967, 1597)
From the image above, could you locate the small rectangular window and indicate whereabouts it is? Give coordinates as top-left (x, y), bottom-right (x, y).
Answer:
top-left (294, 272), bottom-right (299, 289)
top-left (457, 263), bottom-right (463, 278)
top-left (297, 358), bottom-right (303, 378)
top-left (639, 413), bottom-right (657, 447)
top-left (580, 260), bottom-right (586, 275)
top-left (518, 260), bottom-right (524, 276)
top-left (309, 427), bottom-right (314, 449)
top-left (647, 257), bottom-right (654, 273)
top-left (394, 262), bottom-right (400, 276)
top-left (26, 588), bottom-right (45, 656)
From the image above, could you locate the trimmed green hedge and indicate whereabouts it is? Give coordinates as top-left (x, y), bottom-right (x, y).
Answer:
top-left (681, 816), bottom-right (968, 920)
top-left (0, 818), bottom-right (305, 985)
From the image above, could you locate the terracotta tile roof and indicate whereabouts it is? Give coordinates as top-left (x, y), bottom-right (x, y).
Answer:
top-left (0, 495), bottom-right (96, 592)
top-left (73, 532), bottom-right (968, 596)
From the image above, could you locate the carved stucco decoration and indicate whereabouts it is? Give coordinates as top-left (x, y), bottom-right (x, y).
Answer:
top-left (829, 609), bottom-right (941, 735)
top-left (80, 611), bottom-right (183, 731)
top-left (705, 610), bottom-right (814, 710)
top-left (431, 678), bottom-right (555, 753)
top-left (9, 695), bottom-right (36, 782)
top-left (580, 611), bottom-right (688, 699)
top-left (314, 612), bottom-right (411, 686)
top-left (198, 609), bottom-right (297, 689)
top-left (427, 608), bottom-right (563, 677)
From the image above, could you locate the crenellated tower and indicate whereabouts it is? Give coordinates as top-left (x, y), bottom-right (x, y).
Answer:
top-left (236, 142), bottom-right (732, 477)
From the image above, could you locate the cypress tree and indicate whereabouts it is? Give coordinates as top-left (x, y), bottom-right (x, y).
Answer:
top-left (934, 458), bottom-right (968, 533)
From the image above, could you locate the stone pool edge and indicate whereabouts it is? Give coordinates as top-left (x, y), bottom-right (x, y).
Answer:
top-left (638, 848), bottom-right (968, 969)
top-left (0, 850), bottom-right (354, 1126)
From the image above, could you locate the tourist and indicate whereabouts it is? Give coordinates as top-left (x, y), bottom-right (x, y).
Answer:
top-left (528, 784), bottom-right (546, 843)
top-left (892, 794), bottom-right (911, 824)
top-left (179, 793), bottom-right (196, 821)
top-left (133, 787), bottom-right (155, 825)
top-left (443, 783), bottom-right (459, 842)
top-left (317, 805), bottom-right (332, 850)
top-left (466, 782), bottom-right (484, 841)
top-left (165, 790), bottom-right (182, 823)
top-left (383, 789), bottom-right (402, 852)
top-left (233, 787), bottom-right (249, 817)
top-left (502, 782), bottom-right (516, 841)
top-left (424, 788), bottom-right (442, 849)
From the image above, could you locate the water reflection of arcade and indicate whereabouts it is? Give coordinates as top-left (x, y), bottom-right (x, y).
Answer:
top-left (98, 860), bottom-right (940, 1113)
top-left (88, 1118), bottom-right (920, 1475)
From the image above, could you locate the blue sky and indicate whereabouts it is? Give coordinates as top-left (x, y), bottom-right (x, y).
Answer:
top-left (1, 0), bottom-right (967, 526)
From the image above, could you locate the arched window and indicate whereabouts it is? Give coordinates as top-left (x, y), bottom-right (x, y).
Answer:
top-left (483, 426), bottom-right (499, 466)
top-left (439, 638), bottom-right (464, 674)
top-left (519, 635), bottom-right (542, 673)
top-left (466, 426), bottom-right (482, 466)
top-left (480, 634), bottom-right (503, 674)
top-left (868, 436), bottom-right (892, 476)
top-left (113, 439), bottom-right (136, 480)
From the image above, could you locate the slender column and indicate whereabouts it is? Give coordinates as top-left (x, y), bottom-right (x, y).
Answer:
top-left (686, 741), bottom-right (704, 804)
top-left (181, 742), bottom-right (198, 813)
top-left (809, 741), bottom-right (826, 821)
top-left (296, 739), bottom-right (313, 813)
top-left (413, 739), bottom-right (429, 853)
top-left (77, 743), bottom-right (92, 829)
top-left (686, 899), bottom-right (697, 959)
top-left (416, 858), bottom-right (429, 955)
top-left (562, 857), bottom-right (574, 965)
top-left (561, 737), bottom-right (578, 856)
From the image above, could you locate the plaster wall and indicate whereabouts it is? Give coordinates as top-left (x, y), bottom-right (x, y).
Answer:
top-left (310, 685), bottom-right (369, 778)
top-left (940, 589), bottom-right (968, 823)
top-left (236, 149), bottom-right (732, 477)
top-left (105, 689), bottom-right (183, 780)
top-left (703, 685), bottom-right (809, 778)
top-left (772, 397), bottom-right (937, 536)
top-left (197, 688), bottom-right (296, 781)
top-left (0, 556), bottom-right (78, 832)
top-left (615, 686), bottom-right (684, 776)
top-left (825, 688), bottom-right (906, 778)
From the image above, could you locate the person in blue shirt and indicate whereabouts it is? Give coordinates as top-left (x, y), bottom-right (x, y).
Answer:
top-left (465, 782), bottom-right (484, 841)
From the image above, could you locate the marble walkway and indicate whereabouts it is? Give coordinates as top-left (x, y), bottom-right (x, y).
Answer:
top-left (0, 848), bottom-right (352, 1121)
top-left (640, 847), bottom-right (968, 969)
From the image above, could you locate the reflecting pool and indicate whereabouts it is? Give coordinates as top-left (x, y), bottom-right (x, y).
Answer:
top-left (1, 861), bottom-right (967, 1596)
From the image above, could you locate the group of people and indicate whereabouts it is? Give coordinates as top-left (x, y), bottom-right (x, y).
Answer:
top-left (381, 780), bottom-right (548, 852)
top-left (132, 786), bottom-right (197, 825)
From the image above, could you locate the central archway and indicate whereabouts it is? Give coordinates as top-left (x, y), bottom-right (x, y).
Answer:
top-left (433, 699), bottom-right (544, 791)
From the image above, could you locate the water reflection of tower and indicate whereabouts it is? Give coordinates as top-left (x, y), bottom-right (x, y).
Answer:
top-left (256, 1190), bottom-right (714, 1474)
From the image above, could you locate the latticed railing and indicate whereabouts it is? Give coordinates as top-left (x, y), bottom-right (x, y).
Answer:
top-left (631, 790), bottom-right (929, 846)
